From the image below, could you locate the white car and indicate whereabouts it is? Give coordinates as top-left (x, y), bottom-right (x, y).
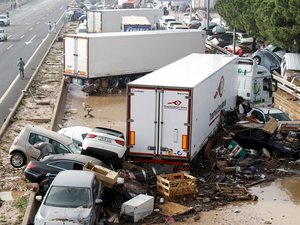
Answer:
top-left (166, 21), bottom-right (186, 30)
top-left (0, 15), bottom-right (10, 26)
top-left (171, 24), bottom-right (188, 30)
top-left (82, 127), bottom-right (126, 165)
top-left (0, 28), bottom-right (7, 41)
top-left (247, 107), bottom-right (291, 124)
top-left (158, 16), bottom-right (176, 29)
top-left (57, 126), bottom-right (92, 147)
top-left (34, 170), bottom-right (103, 225)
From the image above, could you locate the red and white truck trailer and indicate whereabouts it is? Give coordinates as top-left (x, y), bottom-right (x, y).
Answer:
top-left (126, 54), bottom-right (277, 165)
top-left (126, 54), bottom-right (238, 164)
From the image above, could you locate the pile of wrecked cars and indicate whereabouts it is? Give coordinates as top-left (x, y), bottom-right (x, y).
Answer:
top-left (22, 54), bottom-right (300, 224)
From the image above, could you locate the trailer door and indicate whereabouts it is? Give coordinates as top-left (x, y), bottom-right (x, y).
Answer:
top-left (158, 89), bottom-right (190, 159)
top-left (128, 87), bottom-right (158, 157)
top-left (128, 87), bottom-right (190, 160)
top-left (64, 36), bottom-right (88, 78)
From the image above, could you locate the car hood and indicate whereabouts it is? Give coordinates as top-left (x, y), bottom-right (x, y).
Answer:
top-left (36, 205), bottom-right (92, 224)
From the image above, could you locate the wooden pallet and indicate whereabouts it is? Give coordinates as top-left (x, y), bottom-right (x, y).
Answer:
top-left (83, 162), bottom-right (118, 188)
top-left (157, 172), bottom-right (196, 201)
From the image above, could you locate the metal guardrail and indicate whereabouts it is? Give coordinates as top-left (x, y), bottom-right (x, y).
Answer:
top-left (272, 71), bottom-right (300, 100)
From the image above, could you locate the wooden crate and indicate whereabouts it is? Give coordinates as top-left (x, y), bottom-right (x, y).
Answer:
top-left (83, 162), bottom-right (118, 188)
top-left (157, 172), bottom-right (196, 200)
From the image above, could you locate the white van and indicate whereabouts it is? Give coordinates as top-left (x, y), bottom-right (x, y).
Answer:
top-left (280, 53), bottom-right (300, 81)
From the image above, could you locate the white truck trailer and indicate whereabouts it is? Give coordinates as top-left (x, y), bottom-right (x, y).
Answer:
top-left (86, 8), bottom-right (163, 33)
top-left (126, 54), bottom-right (238, 164)
top-left (126, 54), bottom-right (276, 165)
top-left (122, 16), bottom-right (152, 32)
top-left (64, 30), bottom-right (206, 89)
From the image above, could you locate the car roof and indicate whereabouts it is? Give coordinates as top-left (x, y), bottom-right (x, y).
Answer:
top-left (52, 170), bottom-right (95, 187)
top-left (24, 124), bottom-right (74, 145)
top-left (58, 126), bottom-right (92, 134)
top-left (254, 107), bottom-right (285, 114)
top-left (40, 153), bottom-right (103, 165)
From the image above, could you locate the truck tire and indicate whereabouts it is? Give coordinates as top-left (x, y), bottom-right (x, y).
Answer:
top-left (110, 78), bottom-right (119, 88)
top-left (122, 77), bottom-right (131, 86)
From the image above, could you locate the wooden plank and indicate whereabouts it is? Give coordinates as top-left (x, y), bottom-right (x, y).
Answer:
top-left (263, 117), bottom-right (278, 134)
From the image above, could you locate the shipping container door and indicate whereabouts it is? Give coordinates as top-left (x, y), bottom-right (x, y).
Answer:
top-left (64, 37), bottom-right (88, 78)
top-left (128, 87), bottom-right (158, 156)
top-left (158, 89), bottom-right (190, 159)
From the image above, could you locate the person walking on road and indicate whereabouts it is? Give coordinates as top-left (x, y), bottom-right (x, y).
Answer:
top-left (48, 21), bottom-right (52, 33)
top-left (17, 58), bottom-right (25, 80)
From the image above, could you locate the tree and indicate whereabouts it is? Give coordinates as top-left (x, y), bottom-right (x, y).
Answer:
top-left (215, 0), bottom-right (300, 52)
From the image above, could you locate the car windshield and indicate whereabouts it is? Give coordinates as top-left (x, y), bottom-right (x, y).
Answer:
top-left (93, 127), bottom-right (124, 139)
top-left (68, 142), bottom-right (82, 154)
top-left (266, 113), bottom-right (291, 122)
top-left (44, 186), bottom-right (92, 208)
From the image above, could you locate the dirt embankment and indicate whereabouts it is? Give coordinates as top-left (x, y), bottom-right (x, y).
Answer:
top-left (0, 21), bottom-right (78, 225)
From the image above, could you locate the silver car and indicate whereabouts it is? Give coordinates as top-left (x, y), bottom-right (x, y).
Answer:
top-left (252, 49), bottom-right (282, 73)
top-left (34, 170), bottom-right (103, 225)
top-left (9, 124), bottom-right (81, 168)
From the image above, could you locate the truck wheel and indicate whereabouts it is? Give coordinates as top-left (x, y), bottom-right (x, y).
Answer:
top-left (110, 78), bottom-right (119, 88)
top-left (122, 77), bottom-right (131, 86)
top-left (10, 152), bottom-right (26, 168)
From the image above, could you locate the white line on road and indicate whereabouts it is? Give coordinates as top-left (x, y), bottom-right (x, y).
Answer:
top-left (29, 27), bottom-right (33, 31)
top-left (7, 44), bottom-right (13, 50)
top-left (20, 35), bottom-right (24, 39)
top-left (0, 33), bottom-right (50, 104)
top-left (8, 35), bottom-right (12, 39)
top-left (25, 34), bottom-right (36, 45)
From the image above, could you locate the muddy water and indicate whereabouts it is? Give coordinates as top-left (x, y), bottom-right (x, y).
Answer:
top-left (65, 84), bottom-right (126, 133)
top-left (197, 177), bottom-right (300, 225)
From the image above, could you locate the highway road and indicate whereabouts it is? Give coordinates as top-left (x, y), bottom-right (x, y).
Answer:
top-left (0, 0), bottom-right (73, 126)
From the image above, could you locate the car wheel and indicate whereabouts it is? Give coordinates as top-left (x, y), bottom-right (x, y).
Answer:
top-left (253, 56), bottom-right (261, 65)
top-left (10, 152), bottom-right (26, 168)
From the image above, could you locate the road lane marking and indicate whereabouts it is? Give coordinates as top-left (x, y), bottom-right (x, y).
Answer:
top-left (20, 35), bottom-right (24, 39)
top-left (7, 44), bottom-right (13, 50)
top-left (29, 27), bottom-right (33, 31)
top-left (25, 34), bottom-right (36, 45)
top-left (8, 35), bottom-right (12, 39)
top-left (0, 33), bottom-right (50, 104)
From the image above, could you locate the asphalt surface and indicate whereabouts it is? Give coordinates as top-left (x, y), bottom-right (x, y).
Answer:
top-left (0, 0), bottom-right (73, 126)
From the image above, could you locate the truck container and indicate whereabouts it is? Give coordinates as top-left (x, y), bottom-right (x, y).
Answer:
top-left (122, 16), bottom-right (152, 32)
top-left (87, 8), bottom-right (163, 33)
top-left (64, 30), bottom-right (206, 88)
top-left (126, 54), bottom-right (238, 164)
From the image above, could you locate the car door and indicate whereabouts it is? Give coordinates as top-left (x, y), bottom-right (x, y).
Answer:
top-left (50, 140), bottom-right (71, 154)
top-left (27, 133), bottom-right (50, 160)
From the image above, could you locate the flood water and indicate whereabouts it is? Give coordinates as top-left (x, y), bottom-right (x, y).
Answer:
top-left (197, 177), bottom-right (300, 225)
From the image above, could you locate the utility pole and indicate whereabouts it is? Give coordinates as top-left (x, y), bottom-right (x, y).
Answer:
top-left (206, 0), bottom-right (210, 30)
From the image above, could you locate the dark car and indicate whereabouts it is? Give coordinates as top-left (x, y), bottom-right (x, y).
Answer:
top-left (231, 127), bottom-right (293, 156)
top-left (24, 153), bottom-right (109, 183)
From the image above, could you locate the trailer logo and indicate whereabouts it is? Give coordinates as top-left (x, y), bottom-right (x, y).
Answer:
top-left (214, 76), bottom-right (224, 99)
top-left (164, 100), bottom-right (187, 111)
top-left (168, 100), bottom-right (182, 106)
